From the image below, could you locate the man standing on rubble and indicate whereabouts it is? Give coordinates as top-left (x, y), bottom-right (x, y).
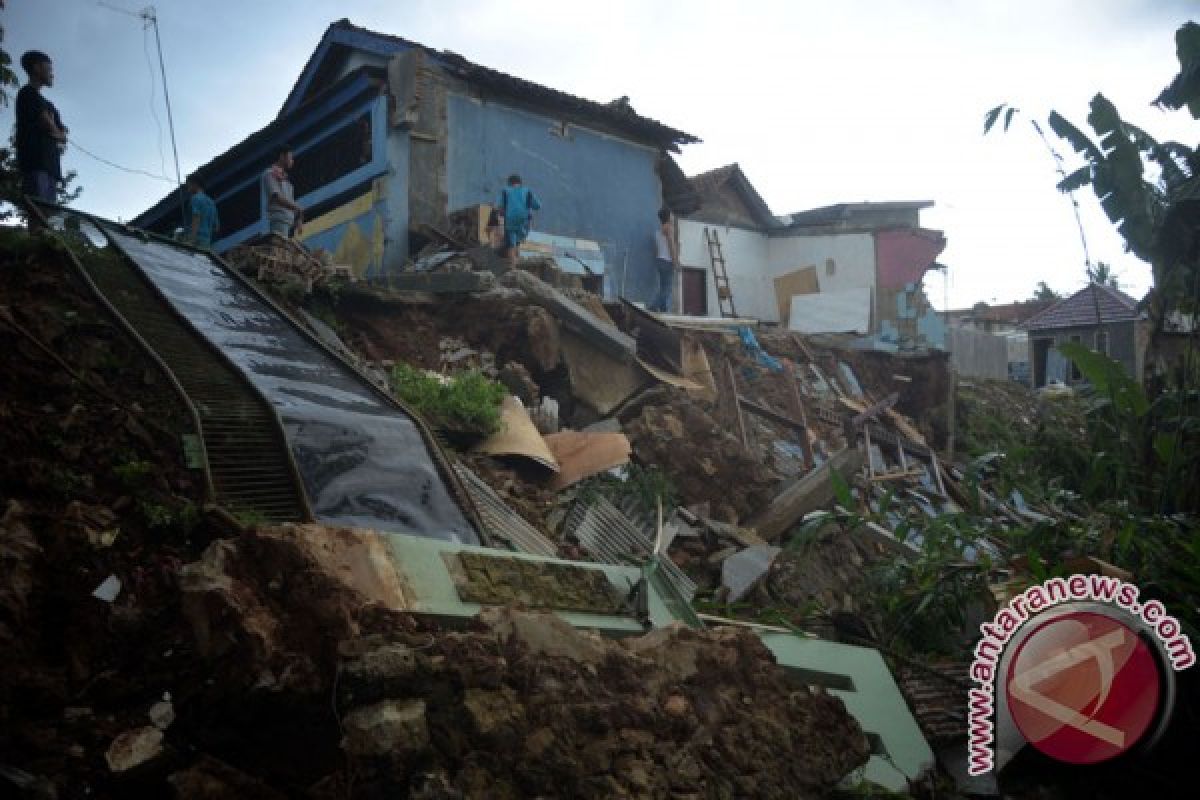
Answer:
top-left (496, 174), bottom-right (540, 268)
top-left (15, 50), bottom-right (68, 207)
top-left (262, 144), bottom-right (303, 238)
top-left (650, 208), bottom-right (679, 312)
top-left (184, 175), bottom-right (219, 248)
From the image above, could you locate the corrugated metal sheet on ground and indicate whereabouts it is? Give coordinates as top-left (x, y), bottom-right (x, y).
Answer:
top-left (789, 287), bottom-right (872, 334)
top-left (454, 465), bottom-right (557, 557)
top-left (564, 496), bottom-right (697, 602)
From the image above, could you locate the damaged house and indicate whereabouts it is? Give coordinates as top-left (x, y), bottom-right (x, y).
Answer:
top-left (676, 164), bottom-right (948, 351)
top-left (134, 18), bottom-right (698, 304)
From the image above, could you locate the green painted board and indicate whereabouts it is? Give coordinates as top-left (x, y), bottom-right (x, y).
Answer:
top-left (759, 632), bottom-right (934, 792)
top-left (381, 533), bottom-right (679, 634)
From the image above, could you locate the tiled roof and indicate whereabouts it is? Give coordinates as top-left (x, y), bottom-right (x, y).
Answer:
top-left (285, 19), bottom-right (699, 150)
top-left (687, 163), bottom-right (776, 229)
top-left (1024, 283), bottom-right (1140, 331)
top-left (949, 300), bottom-right (1055, 325)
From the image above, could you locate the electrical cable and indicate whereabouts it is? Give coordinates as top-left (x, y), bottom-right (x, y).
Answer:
top-left (142, 22), bottom-right (166, 177)
top-left (67, 137), bottom-right (176, 184)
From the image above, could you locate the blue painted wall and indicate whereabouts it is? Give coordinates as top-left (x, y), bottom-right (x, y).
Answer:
top-left (212, 95), bottom-right (392, 253)
top-left (446, 94), bottom-right (663, 301)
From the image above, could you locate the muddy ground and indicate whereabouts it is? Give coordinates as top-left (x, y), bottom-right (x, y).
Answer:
top-left (0, 233), bottom-right (871, 798)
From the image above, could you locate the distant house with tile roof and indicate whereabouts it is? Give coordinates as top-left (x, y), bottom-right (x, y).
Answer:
top-left (1023, 283), bottom-right (1144, 386)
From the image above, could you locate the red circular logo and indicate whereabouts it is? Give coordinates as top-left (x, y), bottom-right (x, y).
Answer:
top-left (1005, 610), bottom-right (1162, 765)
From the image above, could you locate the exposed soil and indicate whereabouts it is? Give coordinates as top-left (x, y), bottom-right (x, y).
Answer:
top-left (620, 387), bottom-right (779, 524)
top-left (178, 526), bottom-right (870, 798)
top-left (0, 231), bottom-right (215, 798)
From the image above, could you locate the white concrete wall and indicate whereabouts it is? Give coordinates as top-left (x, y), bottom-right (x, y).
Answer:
top-left (677, 219), bottom-right (772, 319)
top-left (676, 222), bottom-right (879, 323)
top-left (767, 233), bottom-right (877, 295)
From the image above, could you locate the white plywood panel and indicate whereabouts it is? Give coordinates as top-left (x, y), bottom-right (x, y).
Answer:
top-left (788, 287), bottom-right (872, 334)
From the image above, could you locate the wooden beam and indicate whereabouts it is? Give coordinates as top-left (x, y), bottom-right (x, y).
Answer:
top-left (748, 447), bottom-right (864, 542)
top-left (725, 360), bottom-right (749, 448)
top-left (785, 370), bottom-right (814, 469)
top-left (850, 392), bottom-right (900, 428)
top-left (736, 394), bottom-right (807, 432)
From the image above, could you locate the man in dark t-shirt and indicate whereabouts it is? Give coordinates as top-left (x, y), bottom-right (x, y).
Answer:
top-left (15, 50), bottom-right (68, 205)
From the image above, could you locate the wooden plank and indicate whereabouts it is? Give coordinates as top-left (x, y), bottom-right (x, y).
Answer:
top-left (748, 447), bottom-right (865, 542)
top-left (850, 392), bottom-right (900, 428)
top-left (736, 394), bottom-right (807, 432)
top-left (772, 266), bottom-right (819, 323)
top-left (725, 360), bottom-right (749, 448)
top-left (863, 425), bottom-right (876, 479)
top-left (930, 452), bottom-right (948, 497)
top-left (869, 469), bottom-right (926, 482)
top-left (785, 371), bottom-right (814, 468)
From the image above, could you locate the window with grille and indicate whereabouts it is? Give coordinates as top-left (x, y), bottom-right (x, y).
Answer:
top-left (291, 113), bottom-right (373, 196)
top-left (217, 182), bottom-right (261, 236)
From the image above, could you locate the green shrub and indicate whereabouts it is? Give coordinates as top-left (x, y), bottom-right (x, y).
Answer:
top-left (389, 363), bottom-right (506, 434)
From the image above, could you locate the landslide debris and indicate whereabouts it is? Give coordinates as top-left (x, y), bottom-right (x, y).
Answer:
top-left (622, 387), bottom-right (778, 525)
top-left (181, 525), bottom-right (870, 798)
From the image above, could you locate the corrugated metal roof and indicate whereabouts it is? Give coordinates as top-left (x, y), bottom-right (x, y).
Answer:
top-left (564, 496), bottom-right (697, 603)
top-left (1023, 283), bottom-right (1139, 331)
top-left (455, 465), bottom-right (558, 557)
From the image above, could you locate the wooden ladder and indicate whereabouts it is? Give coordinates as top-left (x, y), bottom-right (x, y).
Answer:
top-left (704, 227), bottom-right (738, 318)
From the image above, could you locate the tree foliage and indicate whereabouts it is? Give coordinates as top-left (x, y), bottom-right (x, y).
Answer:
top-left (1031, 280), bottom-right (1060, 301)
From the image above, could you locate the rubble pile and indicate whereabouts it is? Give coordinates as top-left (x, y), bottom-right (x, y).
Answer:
top-left (621, 387), bottom-right (777, 524)
top-left (177, 526), bottom-right (868, 797)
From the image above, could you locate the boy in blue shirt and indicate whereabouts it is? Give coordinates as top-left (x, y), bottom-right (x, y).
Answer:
top-left (185, 175), bottom-right (220, 248)
top-left (496, 174), bottom-right (540, 268)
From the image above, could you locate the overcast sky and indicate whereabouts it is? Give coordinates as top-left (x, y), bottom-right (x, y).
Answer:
top-left (4, 0), bottom-right (1196, 308)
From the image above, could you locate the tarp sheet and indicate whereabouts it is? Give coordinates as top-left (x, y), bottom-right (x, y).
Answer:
top-left (103, 226), bottom-right (478, 544)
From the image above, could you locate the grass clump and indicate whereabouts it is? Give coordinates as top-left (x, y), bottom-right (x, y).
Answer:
top-left (390, 362), bottom-right (506, 434)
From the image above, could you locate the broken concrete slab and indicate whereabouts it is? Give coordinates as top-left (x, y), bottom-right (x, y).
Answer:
top-left (502, 269), bottom-right (635, 362)
top-left (749, 447), bottom-right (865, 541)
top-left (721, 544), bottom-right (782, 602)
top-left (560, 329), bottom-right (645, 415)
top-left (386, 271), bottom-right (496, 293)
top-left (620, 298), bottom-right (683, 372)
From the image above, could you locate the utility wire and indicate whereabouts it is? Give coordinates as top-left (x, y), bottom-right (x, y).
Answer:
top-left (67, 137), bottom-right (176, 184)
top-left (142, 23), bottom-right (166, 177)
